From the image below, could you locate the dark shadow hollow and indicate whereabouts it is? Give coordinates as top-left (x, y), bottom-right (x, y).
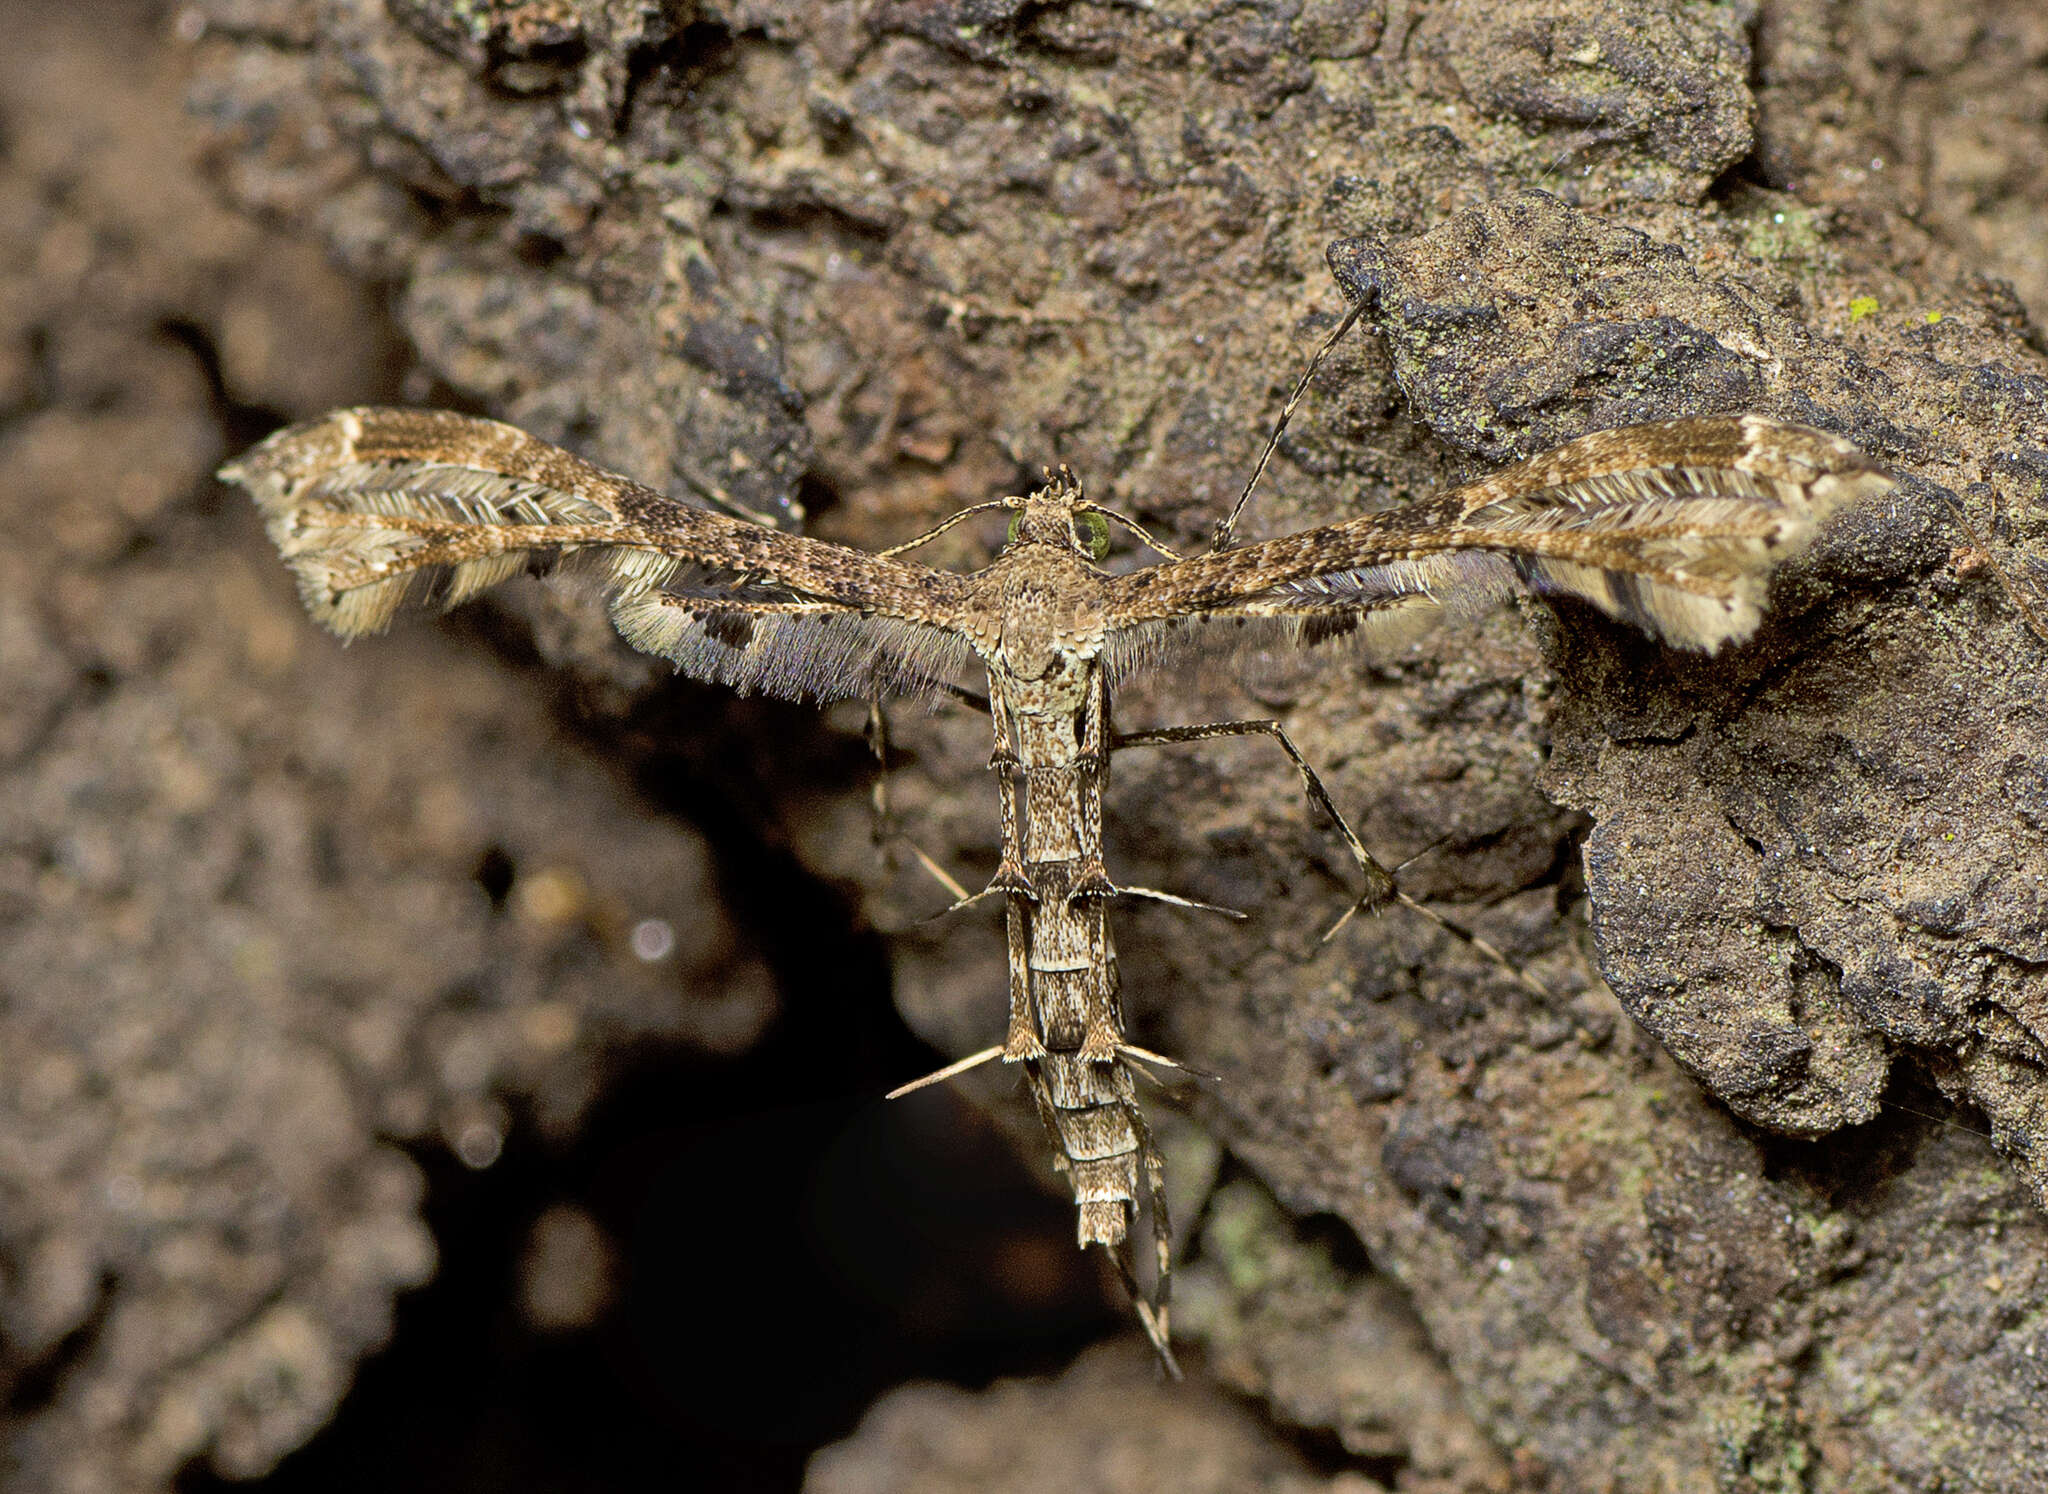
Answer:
top-left (180, 686), bottom-right (1119, 1494)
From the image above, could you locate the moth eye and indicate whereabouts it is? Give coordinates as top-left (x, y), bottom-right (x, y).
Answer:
top-left (1075, 511), bottom-right (1111, 561)
top-left (1006, 513), bottom-right (1024, 546)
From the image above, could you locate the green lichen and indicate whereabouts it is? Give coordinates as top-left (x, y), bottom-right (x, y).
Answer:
top-left (1705, 1391), bottom-right (1816, 1494)
top-left (1199, 1179), bottom-right (1347, 1296)
top-left (1741, 203), bottom-right (1823, 264)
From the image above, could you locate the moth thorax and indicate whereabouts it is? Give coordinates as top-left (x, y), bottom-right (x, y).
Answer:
top-left (1010, 515), bottom-right (1074, 552)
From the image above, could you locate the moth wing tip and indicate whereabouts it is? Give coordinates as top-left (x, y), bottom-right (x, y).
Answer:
top-left (1809, 465), bottom-right (1897, 515)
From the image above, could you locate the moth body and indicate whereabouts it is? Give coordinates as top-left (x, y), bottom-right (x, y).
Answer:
top-left (964, 476), bottom-right (1174, 1364)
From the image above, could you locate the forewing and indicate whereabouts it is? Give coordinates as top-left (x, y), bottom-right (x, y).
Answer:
top-left (219, 407), bottom-right (972, 702)
top-left (1104, 415), bottom-right (1892, 677)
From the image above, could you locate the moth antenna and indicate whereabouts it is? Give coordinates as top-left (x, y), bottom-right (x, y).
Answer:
top-left (677, 472), bottom-right (802, 531)
top-left (877, 499), bottom-right (1018, 558)
top-left (1531, 139), bottom-right (1581, 193)
top-left (1211, 300), bottom-right (1366, 553)
top-left (1081, 503), bottom-right (1186, 562)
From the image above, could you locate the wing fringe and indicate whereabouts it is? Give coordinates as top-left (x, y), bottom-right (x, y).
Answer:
top-left (1107, 415), bottom-right (1892, 661)
top-left (609, 594), bottom-right (971, 701)
top-left (220, 408), bottom-right (971, 702)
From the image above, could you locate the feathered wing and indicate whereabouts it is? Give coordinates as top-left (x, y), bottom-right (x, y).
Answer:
top-left (219, 408), bottom-right (973, 702)
top-left (1104, 415), bottom-right (1893, 676)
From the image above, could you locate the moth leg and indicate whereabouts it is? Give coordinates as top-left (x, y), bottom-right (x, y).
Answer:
top-left (1125, 1097), bottom-right (1177, 1371)
top-left (1077, 1020), bottom-right (1121, 1067)
top-left (1023, 1061), bottom-right (1179, 1376)
top-left (1113, 883), bottom-right (1244, 919)
top-left (1114, 721), bottom-right (1551, 996)
top-left (1939, 487), bottom-right (2048, 643)
top-left (1002, 897), bottom-right (1046, 1061)
top-left (864, 700), bottom-right (977, 905)
top-left (1110, 1231), bottom-right (1181, 1379)
top-left (986, 700), bottom-right (1035, 901)
top-left (863, 700), bottom-right (896, 846)
top-left (1112, 719), bottom-right (1397, 920)
top-left (883, 1045), bottom-right (1004, 1100)
top-left (1365, 889), bottom-right (1552, 1000)
top-left (1020, 1063), bottom-right (1067, 1171)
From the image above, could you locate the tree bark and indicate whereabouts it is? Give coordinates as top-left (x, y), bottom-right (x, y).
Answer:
top-left (6, 0), bottom-right (2045, 1489)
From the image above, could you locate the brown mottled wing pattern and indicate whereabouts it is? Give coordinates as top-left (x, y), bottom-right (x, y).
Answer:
top-left (1104, 416), bottom-right (1893, 675)
top-left (219, 408), bottom-right (973, 702)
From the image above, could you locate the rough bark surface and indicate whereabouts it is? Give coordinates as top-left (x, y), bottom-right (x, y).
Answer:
top-left (6, 0), bottom-right (2046, 1490)
top-left (805, 1340), bottom-right (1354, 1494)
top-left (0, 9), bottom-right (775, 1489)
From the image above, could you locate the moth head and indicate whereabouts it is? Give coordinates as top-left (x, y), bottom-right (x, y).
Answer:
top-left (1003, 466), bottom-right (1109, 561)
top-left (997, 467), bottom-right (1183, 565)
